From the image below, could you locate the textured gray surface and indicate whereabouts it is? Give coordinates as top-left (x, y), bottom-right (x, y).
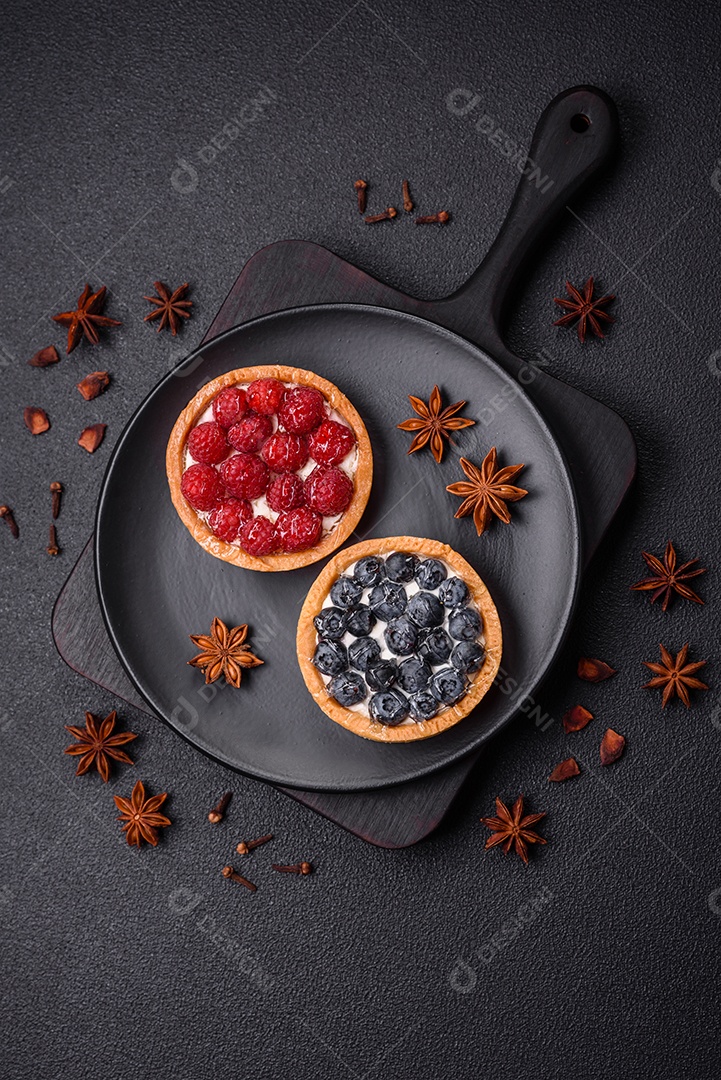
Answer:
top-left (1, 1), bottom-right (720, 1077)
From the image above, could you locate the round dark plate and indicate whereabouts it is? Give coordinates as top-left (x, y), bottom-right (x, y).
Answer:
top-left (96, 304), bottom-right (580, 791)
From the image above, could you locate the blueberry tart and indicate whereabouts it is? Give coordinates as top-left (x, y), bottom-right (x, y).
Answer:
top-left (167, 365), bottom-right (373, 571)
top-left (296, 536), bottom-right (502, 742)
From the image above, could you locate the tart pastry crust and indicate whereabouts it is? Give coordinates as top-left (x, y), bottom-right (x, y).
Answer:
top-left (166, 365), bottom-right (373, 571)
top-left (297, 536), bottom-right (503, 742)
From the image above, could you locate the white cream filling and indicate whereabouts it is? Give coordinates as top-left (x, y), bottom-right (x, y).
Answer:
top-left (317, 557), bottom-right (486, 724)
top-left (183, 382), bottom-right (358, 543)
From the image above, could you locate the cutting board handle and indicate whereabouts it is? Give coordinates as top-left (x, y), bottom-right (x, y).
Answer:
top-left (434, 85), bottom-right (618, 353)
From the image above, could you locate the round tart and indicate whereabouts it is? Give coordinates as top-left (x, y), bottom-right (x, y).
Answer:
top-left (296, 536), bottom-right (502, 742)
top-left (166, 365), bottom-right (373, 571)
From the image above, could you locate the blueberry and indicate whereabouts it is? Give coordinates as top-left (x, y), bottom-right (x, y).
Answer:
top-left (439, 576), bottom-right (469, 608)
top-left (366, 659), bottom-right (398, 691)
top-left (369, 580), bottom-right (407, 621)
top-left (451, 640), bottom-right (486, 673)
top-left (414, 558), bottom-right (447, 591)
top-left (409, 689), bottom-right (439, 721)
top-left (369, 688), bottom-right (410, 725)
top-left (313, 639), bottom-right (348, 676)
top-left (345, 605), bottom-right (376, 637)
top-left (313, 607), bottom-right (349, 640)
top-left (385, 551), bottom-right (418, 583)
top-left (448, 606), bottom-right (482, 641)
top-left (354, 555), bottom-right (386, 588)
top-left (397, 656), bottom-right (432, 693)
top-left (329, 670), bottom-right (367, 707)
top-left (384, 616), bottom-right (418, 656)
top-left (348, 636), bottom-right (381, 672)
top-left (417, 626), bottom-right (453, 664)
top-left (429, 667), bottom-right (468, 705)
top-left (406, 591), bottom-right (444, 629)
top-left (330, 575), bottom-right (363, 609)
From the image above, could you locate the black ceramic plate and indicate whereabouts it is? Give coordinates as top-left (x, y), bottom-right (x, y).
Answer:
top-left (96, 304), bottom-right (580, 791)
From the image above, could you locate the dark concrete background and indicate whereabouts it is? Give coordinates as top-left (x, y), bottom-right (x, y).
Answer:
top-left (2, 1), bottom-right (720, 1077)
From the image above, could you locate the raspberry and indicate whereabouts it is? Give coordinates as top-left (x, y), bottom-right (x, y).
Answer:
top-left (207, 498), bottom-right (252, 542)
top-left (220, 453), bottom-right (269, 500)
top-left (212, 386), bottom-right (248, 428)
top-left (278, 387), bottom-right (326, 435)
top-left (227, 414), bottom-right (273, 453)
top-left (246, 378), bottom-right (285, 415)
top-left (308, 419), bottom-right (355, 466)
top-left (266, 473), bottom-right (305, 513)
top-left (276, 507), bottom-right (323, 552)
top-left (239, 516), bottom-right (278, 556)
top-left (181, 463), bottom-right (226, 512)
top-left (187, 421), bottom-right (230, 465)
top-left (261, 431), bottom-right (309, 473)
top-left (304, 466), bottom-right (353, 516)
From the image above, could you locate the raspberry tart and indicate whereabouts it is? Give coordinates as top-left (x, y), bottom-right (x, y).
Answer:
top-left (296, 537), bottom-right (502, 742)
top-left (167, 366), bottom-right (373, 570)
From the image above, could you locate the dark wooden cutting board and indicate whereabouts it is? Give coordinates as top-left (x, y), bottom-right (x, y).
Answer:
top-left (52, 87), bottom-right (636, 845)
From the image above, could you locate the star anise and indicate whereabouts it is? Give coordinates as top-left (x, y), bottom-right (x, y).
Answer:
top-left (188, 617), bottom-right (263, 688)
top-left (52, 283), bottom-right (122, 354)
top-left (631, 540), bottom-right (705, 611)
top-left (446, 448), bottom-right (528, 536)
top-left (397, 385), bottom-right (475, 463)
top-left (553, 276), bottom-right (615, 342)
top-left (143, 281), bottom-right (192, 335)
top-left (480, 795), bottom-right (547, 865)
top-left (64, 710), bottom-right (137, 782)
top-left (642, 643), bottom-right (709, 707)
top-left (114, 779), bottom-right (171, 848)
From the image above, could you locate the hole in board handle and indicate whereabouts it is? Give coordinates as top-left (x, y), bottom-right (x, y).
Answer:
top-left (570, 113), bottom-right (591, 133)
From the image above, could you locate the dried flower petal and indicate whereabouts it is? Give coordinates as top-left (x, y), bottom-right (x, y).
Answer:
top-left (28, 345), bottom-right (60, 367)
top-left (77, 371), bottom-right (110, 400)
top-left (562, 704), bottom-right (593, 732)
top-left (24, 406), bottom-right (50, 434)
top-left (600, 729), bottom-right (625, 765)
top-left (78, 423), bottom-right (107, 453)
top-left (577, 657), bottom-right (616, 682)
top-left (548, 757), bottom-right (581, 782)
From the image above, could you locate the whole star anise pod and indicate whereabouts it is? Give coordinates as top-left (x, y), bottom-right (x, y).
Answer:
top-left (64, 710), bottom-right (137, 782)
top-left (553, 276), bottom-right (615, 342)
top-left (114, 779), bottom-right (171, 848)
top-left (642, 643), bottom-right (709, 707)
top-left (188, 617), bottom-right (263, 688)
top-left (397, 385), bottom-right (475, 463)
top-left (631, 540), bottom-right (705, 611)
top-left (480, 795), bottom-right (547, 865)
top-left (52, 284), bottom-right (122, 354)
top-left (143, 281), bottom-right (192, 335)
top-left (446, 448), bottom-right (528, 536)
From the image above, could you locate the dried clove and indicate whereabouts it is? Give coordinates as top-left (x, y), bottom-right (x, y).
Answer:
top-left (236, 833), bottom-right (273, 855)
top-left (415, 211), bottom-right (450, 225)
top-left (0, 505), bottom-right (19, 539)
top-left (221, 865), bottom-right (256, 892)
top-left (50, 481), bottom-right (63, 519)
top-left (208, 791), bottom-right (232, 824)
top-left (47, 523), bottom-right (60, 556)
top-left (354, 179), bottom-right (368, 213)
top-left (365, 208), bottom-right (397, 224)
top-left (272, 862), bottom-right (313, 875)
top-left (402, 179), bottom-right (413, 212)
